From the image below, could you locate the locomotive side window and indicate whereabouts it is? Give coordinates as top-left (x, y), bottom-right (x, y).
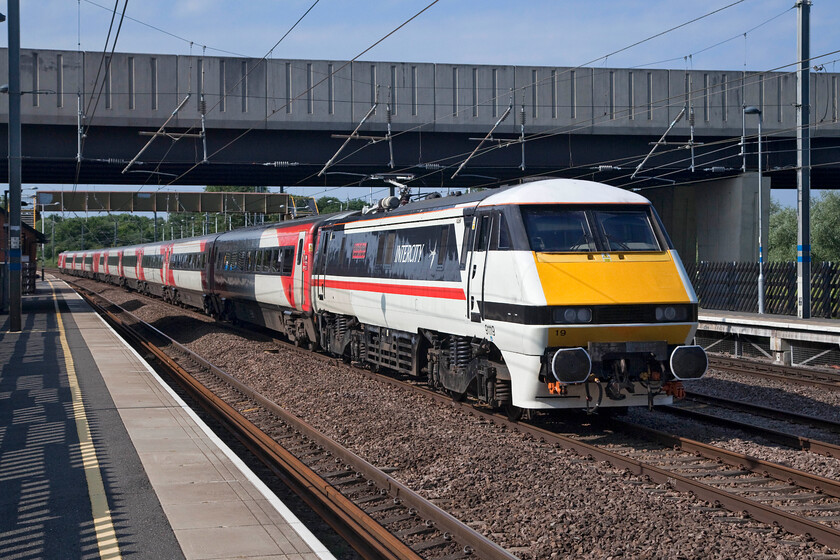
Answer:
top-left (437, 227), bottom-right (448, 268)
top-left (496, 213), bottom-right (511, 250)
top-left (376, 232), bottom-right (396, 267)
top-left (475, 215), bottom-right (491, 252)
top-left (459, 216), bottom-right (474, 269)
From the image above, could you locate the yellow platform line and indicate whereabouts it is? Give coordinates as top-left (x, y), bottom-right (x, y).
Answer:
top-left (49, 281), bottom-right (122, 560)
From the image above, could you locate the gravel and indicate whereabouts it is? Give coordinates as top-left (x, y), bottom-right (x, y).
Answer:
top-left (68, 277), bottom-right (839, 559)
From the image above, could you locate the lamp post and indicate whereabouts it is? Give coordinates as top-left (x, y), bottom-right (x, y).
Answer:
top-left (744, 105), bottom-right (764, 314)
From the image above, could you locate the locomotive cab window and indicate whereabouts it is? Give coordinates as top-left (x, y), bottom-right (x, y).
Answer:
top-left (594, 210), bottom-right (660, 251)
top-left (520, 205), bottom-right (662, 253)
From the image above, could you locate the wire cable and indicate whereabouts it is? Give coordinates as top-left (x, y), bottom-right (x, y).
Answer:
top-left (163, 0), bottom-right (441, 187)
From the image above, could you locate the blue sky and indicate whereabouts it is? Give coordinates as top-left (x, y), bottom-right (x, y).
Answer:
top-left (7, 0), bottom-right (840, 206)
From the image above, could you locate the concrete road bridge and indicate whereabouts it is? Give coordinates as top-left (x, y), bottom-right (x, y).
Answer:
top-left (2, 47), bottom-right (840, 260)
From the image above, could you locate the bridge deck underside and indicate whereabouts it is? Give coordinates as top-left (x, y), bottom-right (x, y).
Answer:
top-left (1, 124), bottom-right (837, 189)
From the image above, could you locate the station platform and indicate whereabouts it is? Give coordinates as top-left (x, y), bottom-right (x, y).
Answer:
top-left (0, 277), bottom-right (335, 559)
top-left (698, 309), bottom-right (840, 368)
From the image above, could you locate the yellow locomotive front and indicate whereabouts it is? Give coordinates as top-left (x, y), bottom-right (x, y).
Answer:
top-left (524, 201), bottom-right (705, 408)
top-left (480, 182), bottom-right (706, 411)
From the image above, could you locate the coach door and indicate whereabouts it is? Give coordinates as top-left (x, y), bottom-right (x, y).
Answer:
top-left (293, 232), bottom-right (306, 310)
top-left (466, 212), bottom-right (493, 322)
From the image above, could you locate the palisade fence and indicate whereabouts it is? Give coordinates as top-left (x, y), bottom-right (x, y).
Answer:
top-left (685, 262), bottom-right (840, 318)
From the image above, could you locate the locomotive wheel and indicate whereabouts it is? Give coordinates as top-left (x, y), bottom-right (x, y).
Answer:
top-left (448, 388), bottom-right (468, 402)
top-left (504, 403), bottom-right (524, 422)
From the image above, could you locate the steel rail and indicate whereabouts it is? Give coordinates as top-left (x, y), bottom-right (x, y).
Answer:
top-left (62, 276), bottom-right (840, 551)
top-left (78, 288), bottom-right (420, 560)
top-left (309, 362), bottom-right (840, 549)
top-left (662, 402), bottom-right (840, 458)
top-left (69, 282), bottom-right (517, 560)
top-left (515, 418), bottom-right (840, 550)
top-left (684, 392), bottom-right (840, 434)
top-left (606, 418), bottom-right (840, 500)
top-left (709, 355), bottom-right (840, 390)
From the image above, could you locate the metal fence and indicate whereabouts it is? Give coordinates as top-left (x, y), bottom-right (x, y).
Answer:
top-left (687, 261), bottom-right (840, 318)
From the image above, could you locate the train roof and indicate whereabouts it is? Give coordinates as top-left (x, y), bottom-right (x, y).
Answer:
top-left (332, 178), bottom-right (649, 225)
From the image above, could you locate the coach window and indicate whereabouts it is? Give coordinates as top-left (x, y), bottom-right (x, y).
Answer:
top-left (297, 239), bottom-right (304, 265)
top-left (281, 247), bottom-right (295, 276)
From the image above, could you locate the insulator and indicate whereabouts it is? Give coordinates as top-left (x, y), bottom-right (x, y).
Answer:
top-left (519, 106), bottom-right (526, 126)
top-left (386, 106), bottom-right (392, 124)
top-left (419, 163), bottom-right (442, 170)
top-left (688, 108), bottom-right (695, 126)
top-left (199, 100), bottom-right (207, 114)
top-left (264, 161), bottom-right (300, 167)
top-left (598, 165), bottom-right (620, 172)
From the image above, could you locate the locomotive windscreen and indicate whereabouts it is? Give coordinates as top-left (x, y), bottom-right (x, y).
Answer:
top-left (520, 205), bottom-right (661, 253)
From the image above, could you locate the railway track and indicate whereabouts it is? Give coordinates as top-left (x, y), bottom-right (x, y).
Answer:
top-left (356, 377), bottom-right (840, 551)
top-left (70, 283), bottom-right (517, 560)
top-left (708, 354), bottom-right (840, 390)
top-left (63, 275), bottom-right (840, 554)
top-left (660, 394), bottom-right (840, 458)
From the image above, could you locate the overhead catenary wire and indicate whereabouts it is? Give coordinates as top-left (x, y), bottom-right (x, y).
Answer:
top-left (164, 0), bottom-right (733, 188)
top-left (393, 47), bottom-right (840, 190)
top-left (162, 0), bottom-right (441, 187)
top-left (72, 0), bottom-right (800, 189)
top-left (295, 14), bottom-right (837, 189)
top-left (295, 0), bottom-right (754, 185)
top-left (66, 1), bottom-right (836, 202)
top-left (81, 0), bottom-right (249, 58)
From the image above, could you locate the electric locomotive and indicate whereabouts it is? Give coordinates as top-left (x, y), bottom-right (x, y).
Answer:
top-left (311, 179), bottom-right (706, 415)
top-left (59, 178), bottom-right (706, 416)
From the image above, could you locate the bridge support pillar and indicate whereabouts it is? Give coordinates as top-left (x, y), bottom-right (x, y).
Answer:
top-left (646, 173), bottom-right (770, 263)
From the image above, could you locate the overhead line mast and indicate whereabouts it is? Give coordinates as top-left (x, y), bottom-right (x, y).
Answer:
top-left (796, 0), bottom-right (811, 319)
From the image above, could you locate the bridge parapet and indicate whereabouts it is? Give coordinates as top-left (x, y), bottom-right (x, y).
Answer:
top-left (3, 47), bottom-right (838, 138)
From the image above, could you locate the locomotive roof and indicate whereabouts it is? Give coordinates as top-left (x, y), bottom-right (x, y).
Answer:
top-left (334, 178), bottom-right (649, 224)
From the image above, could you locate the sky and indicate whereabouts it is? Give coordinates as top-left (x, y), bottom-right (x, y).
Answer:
top-left (6, 0), bottom-right (840, 207)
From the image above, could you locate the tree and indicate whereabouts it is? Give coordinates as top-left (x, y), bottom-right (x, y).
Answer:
top-left (811, 191), bottom-right (840, 262)
top-left (768, 199), bottom-right (797, 262)
top-left (205, 185), bottom-right (261, 193)
top-left (314, 196), bottom-right (366, 213)
top-left (768, 191), bottom-right (840, 262)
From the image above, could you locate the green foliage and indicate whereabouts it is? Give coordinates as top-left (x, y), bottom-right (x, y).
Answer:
top-left (768, 200), bottom-right (797, 262)
top-left (768, 191), bottom-right (840, 262)
top-left (37, 213), bottom-right (164, 266)
top-left (205, 185), bottom-right (265, 193)
top-left (314, 196), bottom-right (366, 213)
top-left (811, 191), bottom-right (840, 262)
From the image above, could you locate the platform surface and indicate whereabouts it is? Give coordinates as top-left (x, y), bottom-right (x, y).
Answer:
top-left (0, 278), bottom-right (334, 560)
top-left (700, 308), bottom-right (840, 333)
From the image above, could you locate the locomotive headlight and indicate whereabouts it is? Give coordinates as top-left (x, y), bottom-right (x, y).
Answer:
top-left (655, 305), bottom-right (688, 322)
top-left (555, 307), bottom-right (592, 324)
